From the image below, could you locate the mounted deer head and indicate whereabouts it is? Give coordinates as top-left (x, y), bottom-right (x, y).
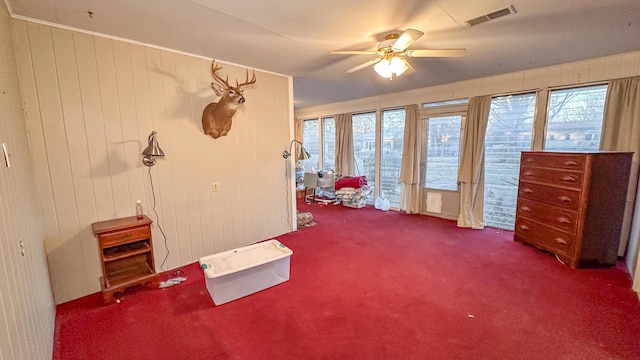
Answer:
top-left (201, 61), bottom-right (257, 139)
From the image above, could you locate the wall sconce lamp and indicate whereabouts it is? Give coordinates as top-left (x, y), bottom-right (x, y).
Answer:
top-left (282, 140), bottom-right (310, 162)
top-left (142, 131), bottom-right (165, 167)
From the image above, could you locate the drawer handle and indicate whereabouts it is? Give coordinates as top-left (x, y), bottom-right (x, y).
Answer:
top-left (524, 171), bottom-right (534, 177)
top-left (521, 206), bottom-right (531, 212)
top-left (525, 158), bottom-right (534, 163)
top-left (519, 224), bottom-right (530, 231)
top-left (560, 175), bottom-right (576, 182)
top-left (554, 237), bottom-right (568, 246)
top-left (121, 232), bottom-right (132, 239)
top-left (523, 188), bottom-right (533, 194)
top-left (564, 160), bottom-right (578, 166)
top-left (557, 216), bottom-right (571, 224)
top-left (558, 196), bottom-right (572, 203)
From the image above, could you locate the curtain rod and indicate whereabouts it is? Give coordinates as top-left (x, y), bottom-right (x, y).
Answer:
top-left (490, 88), bottom-right (542, 98)
top-left (546, 80), bottom-right (609, 91)
top-left (487, 76), bottom-right (621, 97)
top-left (543, 74), bottom-right (639, 91)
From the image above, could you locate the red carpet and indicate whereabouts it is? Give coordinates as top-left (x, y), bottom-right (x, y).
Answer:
top-left (53, 201), bottom-right (640, 359)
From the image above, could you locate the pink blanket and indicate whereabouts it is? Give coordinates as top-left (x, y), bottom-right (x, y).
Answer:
top-left (335, 176), bottom-right (368, 190)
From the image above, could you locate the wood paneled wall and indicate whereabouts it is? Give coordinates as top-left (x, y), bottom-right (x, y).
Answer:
top-left (0, 3), bottom-right (55, 359)
top-left (11, 20), bottom-right (293, 304)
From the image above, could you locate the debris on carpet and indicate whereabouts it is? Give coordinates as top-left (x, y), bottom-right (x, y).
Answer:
top-left (159, 276), bottom-right (188, 289)
top-left (297, 211), bottom-right (315, 228)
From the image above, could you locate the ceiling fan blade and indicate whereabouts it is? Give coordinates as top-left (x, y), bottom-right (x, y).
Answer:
top-left (403, 58), bottom-right (416, 75)
top-left (346, 58), bottom-right (381, 73)
top-left (406, 49), bottom-right (466, 57)
top-left (330, 50), bottom-right (379, 55)
top-left (392, 29), bottom-right (424, 51)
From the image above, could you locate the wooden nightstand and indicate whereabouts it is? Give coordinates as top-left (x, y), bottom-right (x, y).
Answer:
top-left (92, 215), bottom-right (159, 304)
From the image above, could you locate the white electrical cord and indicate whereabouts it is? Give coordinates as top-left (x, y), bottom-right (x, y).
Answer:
top-left (148, 166), bottom-right (170, 272)
top-left (286, 159), bottom-right (295, 230)
top-left (148, 167), bottom-right (188, 289)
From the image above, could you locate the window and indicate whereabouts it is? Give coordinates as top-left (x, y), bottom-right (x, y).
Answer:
top-left (484, 93), bottom-right (537, 230)
top-left (353, 112), bottom-right (377, 204)
top-left (322, 117), bottom-right (335, 170)
top-left (381, 108), bottom-right (406, 208)
top-left (545, 84), bottom-right (608, 152)
top-left (425, 115), bottom-right (463, 190)
top-left (301, 119), bottom-right (318, 170)
top-left (364, 140), bottom-right (375, 151)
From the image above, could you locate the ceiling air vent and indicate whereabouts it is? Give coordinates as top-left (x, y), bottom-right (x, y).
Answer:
top-left (465, 5), bottom-right (517, 27)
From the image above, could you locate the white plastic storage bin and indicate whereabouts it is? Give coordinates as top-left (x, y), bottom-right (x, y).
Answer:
top-left (199, 239), bottom-right (293, 305)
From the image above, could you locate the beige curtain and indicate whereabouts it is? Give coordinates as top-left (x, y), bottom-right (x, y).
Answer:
top-left (399, 104), bottom-right (423, 213)
top-left (457, 96), bottom-right (492, 229)
top-left (600, 76), bottom-right (640, 280)
top-left (335, 113), bottom-right (355, 175)
top-left (294, 118), bottom-right (304, 143)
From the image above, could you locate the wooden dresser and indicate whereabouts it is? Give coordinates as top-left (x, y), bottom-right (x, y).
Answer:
top-left (92, 215), bottom-right (159, 304)
top-left (514, 151), bottom-right (633, 268)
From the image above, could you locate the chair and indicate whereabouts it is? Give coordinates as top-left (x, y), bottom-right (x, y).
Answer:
top-left (303, 172), bottom-right (318, 203)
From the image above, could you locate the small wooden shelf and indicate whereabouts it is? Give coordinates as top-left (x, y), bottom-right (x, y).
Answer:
top-left (103, 241), bottom-right (151, 262)
top-left (92, 215), bottom-right (159, 304)
top-left (106, 262), bottom-right (154, 287)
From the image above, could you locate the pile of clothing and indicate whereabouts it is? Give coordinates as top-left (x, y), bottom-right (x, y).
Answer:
top-left (333, 176), bottom-right (371, 208)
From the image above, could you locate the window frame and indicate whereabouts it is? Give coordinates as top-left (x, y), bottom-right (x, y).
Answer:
top-left (420, 104), bottom-right (467, 192)
top-left (423, 113), bottom-right (465, 191)
top-left (543, 83), bottom-right (608, 152)
top-left (352, 111), bottom-right (378, 204)
top-left (321, 116), bottom-right (336, 171)
top-left (483, 92), bottom-right (538, 230)
top-left (379, 107), bottom-right (407, 209)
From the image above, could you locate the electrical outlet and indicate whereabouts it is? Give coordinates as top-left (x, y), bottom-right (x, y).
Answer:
top-left (212, 182), bottom-right (219, 192)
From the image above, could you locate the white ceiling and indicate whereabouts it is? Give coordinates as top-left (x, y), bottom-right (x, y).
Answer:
top-left (6, 0), bottom-right (640, 109)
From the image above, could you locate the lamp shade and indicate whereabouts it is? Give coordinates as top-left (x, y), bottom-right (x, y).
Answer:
top-left (374, 57), bottom-right (408, 79)
top-left (142, 131), bottom-right (165, 157)
top-left (142, 131), bottom-right (165, 167)
top-left (296, 146), bottom-right (311, 161)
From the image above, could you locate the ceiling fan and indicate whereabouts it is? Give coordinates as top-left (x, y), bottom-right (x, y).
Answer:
top-left (330, 29), bottom-right (466, 79)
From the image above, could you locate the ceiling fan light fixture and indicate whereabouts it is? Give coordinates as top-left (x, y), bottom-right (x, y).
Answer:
top-left (374, 57), bottom-right (408, 79)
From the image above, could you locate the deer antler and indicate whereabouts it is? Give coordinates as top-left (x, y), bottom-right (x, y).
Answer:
top-left (211, 61), bottom-right (231, 89)
top-left (236, 68), bottom-right (257, 89)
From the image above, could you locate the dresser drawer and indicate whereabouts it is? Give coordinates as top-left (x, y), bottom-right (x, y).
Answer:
top-left (521, 153), bottom-right (585, 170)
top-left (98, 227), bottom-right (151, 249)
top-left (516, 198), bottom-right (578, 234)
top-left (519, 166), bottom-right (583, 189)
top-left (515, 217), bottom-right (575, 256)
top-left (518, 181), bottom-right (581, 210)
